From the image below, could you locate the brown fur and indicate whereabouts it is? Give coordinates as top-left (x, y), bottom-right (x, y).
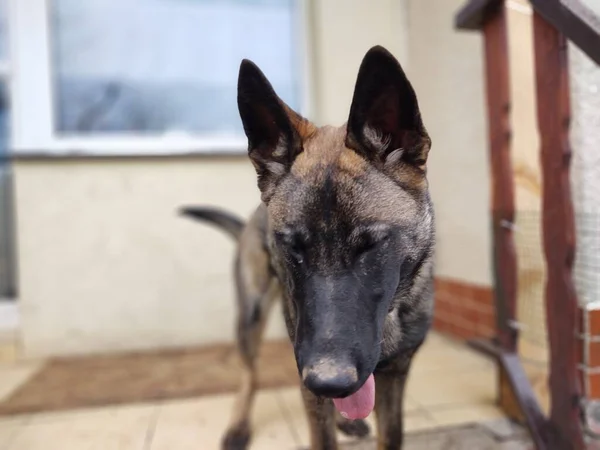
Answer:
top-left (182, 46), bottom-right (435, 450)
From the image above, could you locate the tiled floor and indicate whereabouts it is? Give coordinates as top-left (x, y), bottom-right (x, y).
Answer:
top-left (0, 332), bottom-right (505, 449)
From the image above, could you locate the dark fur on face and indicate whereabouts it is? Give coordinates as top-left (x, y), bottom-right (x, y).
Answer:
top-left (238, 46), bottom-right (434, 396)
top-left (181, 45), bottom-right (435, 450)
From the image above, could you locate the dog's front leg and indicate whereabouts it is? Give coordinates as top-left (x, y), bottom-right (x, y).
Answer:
top-left (300, 384), bottom-right (338, 450)
top-left (374, 370), bottom-right (409, 450)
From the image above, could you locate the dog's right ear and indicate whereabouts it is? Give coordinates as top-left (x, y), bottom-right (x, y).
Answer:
top-left (346, 46), bottom-right (430, 173)
top-left (238, 60), bottom-right (315, 203)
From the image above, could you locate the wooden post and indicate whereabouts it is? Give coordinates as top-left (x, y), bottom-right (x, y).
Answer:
top-left (481, 0), bottom-right (517, 424)
top-left (481, 5), bottom-right (548, 447)
top-left (482, 4), bottom-right (519, 422)
top-left (482, 0), bottom-right (518, 356)
top-left (533, 11), bottom-right (585, 450)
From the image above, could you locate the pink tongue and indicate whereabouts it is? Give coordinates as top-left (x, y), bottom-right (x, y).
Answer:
top-left (332, 374), bottom-right (375, 420)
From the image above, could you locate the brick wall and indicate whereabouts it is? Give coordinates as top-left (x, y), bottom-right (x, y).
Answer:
top-left (433, 278), bottom-right (496, 341)
top-left (433, 278), bottom-right (600, 403)
top-left (578, 307), bottom-right (600, 400)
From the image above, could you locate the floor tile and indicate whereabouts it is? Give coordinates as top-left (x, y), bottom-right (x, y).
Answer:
top-left (478, 418), bottom-right (531, 441)
top-left (0, 343), bottom-right (17, 365)
top-left (151, 390), bottom-right (295, 450)
top-left (404, 412), bottom-right (437, 433)
top-left (429, 404), bottom-right (505, 427)
top-left (411, 334), bottom-right (494, 375)
top-left (7, 403), bottom-right (156, 450)
top-left (407, 367), bottom-right (497, 408)
top-left (0, 330), bottom-right (505, 449)
top-left (0, 417), bottom-right (27, 450)
top-left (0, 362), bottom-right (43, 402)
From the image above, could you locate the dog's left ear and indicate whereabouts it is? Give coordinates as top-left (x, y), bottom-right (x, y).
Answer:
top-left (238, 59), bottom-right (315, 203)
top-left (346, 46), bottom-right (431, 171)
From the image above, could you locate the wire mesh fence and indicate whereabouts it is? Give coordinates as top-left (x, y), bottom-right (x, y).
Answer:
top-left (513, 210), bottom-right (548, 354)
top-left (509, 209), bottom-right (600, 418)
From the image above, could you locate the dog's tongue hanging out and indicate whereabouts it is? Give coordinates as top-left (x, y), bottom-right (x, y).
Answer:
top-left (332, 374), bottom-right (375, 420)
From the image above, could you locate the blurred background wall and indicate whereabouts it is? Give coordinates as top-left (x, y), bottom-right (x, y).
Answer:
top-left (3, 0), bottom-right (497, 357)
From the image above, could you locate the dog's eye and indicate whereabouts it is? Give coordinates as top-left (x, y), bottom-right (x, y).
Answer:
top-left (287, 240), bottom-right (305, 264)
top-left (355, 239), bottom-right (376, 256)
top-left (354, 232), bottom-right (390, 259)
top-left (354, 235), bottom-right (378, 257)
top-left (278, 232), bottom-right (306, 264)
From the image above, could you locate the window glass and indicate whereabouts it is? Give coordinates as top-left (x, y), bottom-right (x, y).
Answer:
top-left (51, 0), bottom-right (301, 136)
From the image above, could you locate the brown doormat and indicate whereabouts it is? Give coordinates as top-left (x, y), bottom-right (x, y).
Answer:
top-left (0, 340), bottom-right (299, 416)
top-left (333, 421), bottom-right (531, 450)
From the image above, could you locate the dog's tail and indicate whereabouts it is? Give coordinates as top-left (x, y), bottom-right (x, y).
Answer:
top-left (179, 206), bottom-right (245, 241)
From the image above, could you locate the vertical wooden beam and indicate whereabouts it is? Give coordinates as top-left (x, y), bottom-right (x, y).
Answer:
top-left (482, 1), bottom-right (518, 356)
top-left (482, 6), bottom-right (549, 447)
top-left (482, 0), bottom-right (521, 425)
top-left (533, 11), bottom-right (585, 450)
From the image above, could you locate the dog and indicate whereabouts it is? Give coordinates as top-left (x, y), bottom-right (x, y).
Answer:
top-left (180, 45), bottom-right (435, 450)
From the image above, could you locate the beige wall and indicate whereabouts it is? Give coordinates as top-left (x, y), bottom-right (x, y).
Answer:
top-left (310, 0), bottom-right (408, 125)
top-left (407, 0), bottom-right (492, 285)
top-left (14, 0), bottom-right (411, 357)
top-left (15, 158), bottom-right (275, 357)
top-left (18, 0), bottom-right (531, 357)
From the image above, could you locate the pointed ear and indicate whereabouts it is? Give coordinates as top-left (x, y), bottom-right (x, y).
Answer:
top-left (346, 46), bottom-right (431, 172)
top-left (238, 59), bottom-right (315, 203)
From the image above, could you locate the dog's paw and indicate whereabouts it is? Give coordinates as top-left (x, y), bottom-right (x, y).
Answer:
top-left (222, 421), bottom-right (251, 450)
top-left (336, 418), bottom-right (371, 438)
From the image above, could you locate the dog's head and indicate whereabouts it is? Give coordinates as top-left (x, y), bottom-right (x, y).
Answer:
top-left (237, 46), bottom-right (433, 404)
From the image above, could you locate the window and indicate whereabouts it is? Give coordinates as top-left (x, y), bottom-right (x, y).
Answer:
top-left (0, 0), bottom-right (14, 299)
top-left (11, 0), bottom-right (310, 155)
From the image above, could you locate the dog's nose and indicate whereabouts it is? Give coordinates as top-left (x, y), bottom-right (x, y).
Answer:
top-left (302, 359), bottom-right (359, 398)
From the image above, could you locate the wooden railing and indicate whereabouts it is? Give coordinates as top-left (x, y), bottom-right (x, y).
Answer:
top-left (455, 1), bottom-right (600, 449)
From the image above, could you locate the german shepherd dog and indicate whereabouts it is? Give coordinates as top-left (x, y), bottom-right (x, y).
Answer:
top-left (181, 46), bottom-right (435, 450)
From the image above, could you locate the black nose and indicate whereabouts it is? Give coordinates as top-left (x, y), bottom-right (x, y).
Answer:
top-left (302, 360), bottom-right (359, 398)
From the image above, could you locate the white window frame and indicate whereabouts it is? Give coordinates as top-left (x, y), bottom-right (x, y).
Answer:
top-left (8, 0), bottom-right (313, 156)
